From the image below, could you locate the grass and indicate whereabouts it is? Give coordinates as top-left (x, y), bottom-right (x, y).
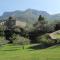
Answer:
top-left (0, 44), bottom-right (60, 60)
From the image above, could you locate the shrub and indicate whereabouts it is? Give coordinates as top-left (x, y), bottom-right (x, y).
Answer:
top-left (13, 34), bottom-right (30, 45)
top-left (36, 34), bottom-right (55, 45)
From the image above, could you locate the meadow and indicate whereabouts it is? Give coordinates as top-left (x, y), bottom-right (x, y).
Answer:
top-left (0, 44), bottom-right (60, 60)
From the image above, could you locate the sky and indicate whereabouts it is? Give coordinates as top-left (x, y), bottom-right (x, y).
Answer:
top-left (0, 0), bottom-right (60, 15)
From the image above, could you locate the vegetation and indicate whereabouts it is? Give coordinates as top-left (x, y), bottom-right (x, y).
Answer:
top-left (0, 13), bottom-right (60, 60)
top-left (37, 34), bottom-right (54, 44)
top-left (0, 15), bottom-right (59, 45)
top-left (0, 44), bottom-right (59, 60)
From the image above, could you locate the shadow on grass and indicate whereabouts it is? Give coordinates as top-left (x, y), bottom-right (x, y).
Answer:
top-left (28, 43), bottom-right (60, 50)
top-left (28, 44), bottom-right (49, 50)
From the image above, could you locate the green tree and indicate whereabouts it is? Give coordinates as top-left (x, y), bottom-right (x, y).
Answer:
top-left (38, 15), bottom-right (44, 22)
top-left (34, 15), bottom-right (47, 32)
top-left (29, 15), bottom-right (48, 43)
top-left (4, 16), bottom-right (16, 44)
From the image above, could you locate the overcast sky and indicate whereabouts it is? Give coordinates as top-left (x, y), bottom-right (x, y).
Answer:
top-left (0, 0), bottom-right (60, 15)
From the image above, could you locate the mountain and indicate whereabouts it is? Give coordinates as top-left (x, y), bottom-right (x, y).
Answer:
top-left (0, 9), bottom-right (60, 23)
top-left (50, 14), bottom-right (60, 20)
top-left (0, 9), bottom-right (50, 23)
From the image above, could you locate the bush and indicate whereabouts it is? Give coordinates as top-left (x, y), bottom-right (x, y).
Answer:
top-left (36, 34), bottom-right (55, 45)
top-left (56, 39), bottom-right (60, 44)
top-left (13, 34), bottom-right (30, 45)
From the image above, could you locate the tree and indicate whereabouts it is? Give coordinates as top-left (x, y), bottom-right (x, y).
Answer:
top-left (4, 16), bottom-right (16, 43)
top-left (38, 15), bottom-right (44, 22)
top-left (29, 15), bottom-right (48, 43)
top-left (34, 15), bottom-right (47, 32)
top-left (55, 22), bottom-right (60, 30)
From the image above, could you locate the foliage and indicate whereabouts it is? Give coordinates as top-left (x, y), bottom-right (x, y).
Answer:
top-left (0, 25), bottom-right (4, 36)
top-left (0, 15), bottom-right (60, 45)
top-left (36, 34), bottom-right (55, 45)
top-left (29, 15), bottom-right (49, 43)
top-left (38, 15), bottom-right (44, 21)
top-left (13, 35), bottom-right (30, 45)
top-left (33, 15), bottom-right (48, 32)
top-left (45, 23), bottom-right (55, 32)
top-left (4, 30), bottom-right (13, 43)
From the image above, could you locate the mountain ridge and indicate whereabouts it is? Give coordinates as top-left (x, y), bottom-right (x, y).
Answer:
top-left (0, 9), bottom-right (60, 23)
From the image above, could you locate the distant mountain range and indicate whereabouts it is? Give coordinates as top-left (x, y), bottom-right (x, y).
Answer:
top-left (0, 9), bottom-right (60, 23)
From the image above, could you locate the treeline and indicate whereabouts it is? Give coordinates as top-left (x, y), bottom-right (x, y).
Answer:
top-left (0, 15), bottom-right (60, 46)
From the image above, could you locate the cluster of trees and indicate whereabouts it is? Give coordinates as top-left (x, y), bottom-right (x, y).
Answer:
top-left (0, 15), bottom-right (60, 46)
top-left (29, 15), bottom-right (60, 45)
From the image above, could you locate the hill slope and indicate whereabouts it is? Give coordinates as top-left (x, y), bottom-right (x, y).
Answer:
top-left (0, 9), bottom-right (60, 23)
top-left (0, 9), bottom-right (50, 23)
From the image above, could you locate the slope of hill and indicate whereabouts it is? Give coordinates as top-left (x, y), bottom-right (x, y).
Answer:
top-left (0, 9), bottom-right (50, 23)
top-left (0, 9), bottom-right (60, 23)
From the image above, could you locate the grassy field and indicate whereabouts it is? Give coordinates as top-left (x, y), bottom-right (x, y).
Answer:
top-left (0, 44), bottom-right (60, 60)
